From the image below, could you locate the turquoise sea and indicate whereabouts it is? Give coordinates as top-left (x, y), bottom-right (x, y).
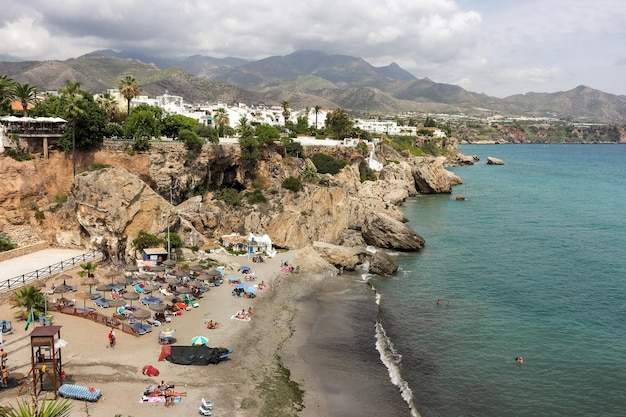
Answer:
top-left (365, 144), bottom-right (626, 416)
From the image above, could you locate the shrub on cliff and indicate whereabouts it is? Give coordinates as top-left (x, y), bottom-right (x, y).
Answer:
top-left (310, 153), bottom-right (348, 175)
top-left (179, 129), bottom-right (203, 153)
top-left (132, 230), bottom-right (162, 252)
top-left (246, 189), bottom-right (267, 204)
top-left (215, 188), bottom-right (242, 206)
top-left (0, 232), bottom-right (17, 252)
top-left (282, 176), bottom-right (303, 192)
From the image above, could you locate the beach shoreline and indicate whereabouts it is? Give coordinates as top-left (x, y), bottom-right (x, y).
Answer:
top-left (0, 247), bottom-right (410, 416)
top-left (0, 249), bottom-right (332, 416)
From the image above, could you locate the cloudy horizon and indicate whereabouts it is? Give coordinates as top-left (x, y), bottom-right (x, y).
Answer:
top-left (1, 0), bottom-right (624, 98)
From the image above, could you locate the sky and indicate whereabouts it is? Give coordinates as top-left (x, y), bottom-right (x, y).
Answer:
top-left (1, 0), bottom-right (625, 98)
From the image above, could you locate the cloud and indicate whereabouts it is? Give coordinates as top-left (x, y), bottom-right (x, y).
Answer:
top-left (0, 0), bottom-right (625, 97)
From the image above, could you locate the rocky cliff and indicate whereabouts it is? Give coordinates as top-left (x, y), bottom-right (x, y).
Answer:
top-left (0, 140), bottom-right (465, 272)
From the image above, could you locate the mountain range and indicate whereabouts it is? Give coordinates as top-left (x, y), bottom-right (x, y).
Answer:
top-left (2, 50), bottom-right (626, 123)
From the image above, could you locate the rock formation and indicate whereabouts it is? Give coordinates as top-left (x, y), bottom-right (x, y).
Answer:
top-left (487, 156), bottom-right (505, 165)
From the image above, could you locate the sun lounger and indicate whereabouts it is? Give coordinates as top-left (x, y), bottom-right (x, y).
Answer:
top-left (94, 298), bottom-right (110, 308)
top-left (58, 384), bottom-right (102, 402)
top-left (140, 295), bottom-right (163, 305)
top-left (134, 284), bottom-right (147, 294)
top-left (130, 322), bottom-right (152, 335)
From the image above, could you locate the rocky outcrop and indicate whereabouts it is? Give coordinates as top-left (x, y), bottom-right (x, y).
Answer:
top-left (361, 212), bottom-right (426, 251)
top-left (412, 156), bottom-right (462, 193)
top-left (368, 249), bottom-right (399, 275)
top-left (312, 241), bottom-right (364, 270)
top-left (487, 156), bottom-right (505, 165)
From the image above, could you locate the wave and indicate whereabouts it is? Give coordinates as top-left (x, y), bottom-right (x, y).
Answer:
top-left (362, 272), bottom-right (421, 417)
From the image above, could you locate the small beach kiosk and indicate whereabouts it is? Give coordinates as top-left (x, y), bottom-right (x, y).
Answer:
top-left (142, 247), bottom-right (169, 266)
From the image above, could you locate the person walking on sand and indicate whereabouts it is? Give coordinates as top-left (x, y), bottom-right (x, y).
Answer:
top-left (108, 330), bottom-right (116, 348)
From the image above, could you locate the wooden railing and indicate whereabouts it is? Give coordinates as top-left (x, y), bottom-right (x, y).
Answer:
top-left (0, 250), bottom-right (103, 293)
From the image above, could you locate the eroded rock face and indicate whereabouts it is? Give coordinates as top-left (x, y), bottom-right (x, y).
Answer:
top-left (361, 211), bottom-right (426, 251)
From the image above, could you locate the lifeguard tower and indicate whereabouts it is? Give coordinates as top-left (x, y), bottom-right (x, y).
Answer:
top-left (25, 325), bottom-right (64, 398)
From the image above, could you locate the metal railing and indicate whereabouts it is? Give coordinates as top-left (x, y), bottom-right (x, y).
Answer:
top-left (0, 250), bottom-right (103, 293)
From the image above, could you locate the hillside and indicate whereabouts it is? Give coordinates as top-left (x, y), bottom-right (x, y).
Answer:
top-left (2, 50), bottom-right (626, 123)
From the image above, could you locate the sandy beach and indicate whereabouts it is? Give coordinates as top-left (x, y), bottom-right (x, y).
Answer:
top-left (0, 248), bottom-right (337, 416)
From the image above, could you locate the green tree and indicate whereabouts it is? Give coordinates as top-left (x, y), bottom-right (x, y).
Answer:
top-left (59, 79), bottom-right (82, 96)
top-left (213, 107), bottom-right (229, 138)
top-left (424, 116), bottom-right (436, 127)
top-left (13, 83), bottom-right (38, 116)
top-left (179, 129), bottom-right (203, 153)
top-left (195, 124), bottom-right (218, 143)
top-left (281, 101), bottom-right (291, 125)
top-left (165, 232), bottom-right (183, 249)
top-left (65, 94), bottom-right (84, 177)
top-left (215, 188), bottom-right (242, 206)
top-left (326, 108), bottom-right (353, 139)
top-left (280, 137), bottom-right (303, 157)
top-left (56, 93), bottom-right (107, 155)
top-left (256, 124), bottom-right (280, 147)
top-left (77, 261), bottom-right (98, 279)
top-left (161, 114), bottom-right (199, 139)
top-left (293, 115), bottom-right (309, 134)
top-left (132, 230), bottom-right (162, 253)
top-left (117, 74), bottom-right (140, 116)
top-left (0, 398), bottom-right (72, 417)
top-left (123, 104), bottom-right (162, 148)
top-left (239, 128), bottom-right (260, 167)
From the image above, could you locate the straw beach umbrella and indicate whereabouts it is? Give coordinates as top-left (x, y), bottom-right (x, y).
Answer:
top-left (149, 303), bottom-right (166, 313)
top-left (124, 265), bottom-right (139, 272)
top-left (122, 291), bottom-right (139, 308)
top-left (75, 291), bottom-right (93, 309)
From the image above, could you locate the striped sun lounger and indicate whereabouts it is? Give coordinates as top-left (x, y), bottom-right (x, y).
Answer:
top-left (58, 384), bottom-right (102, 402)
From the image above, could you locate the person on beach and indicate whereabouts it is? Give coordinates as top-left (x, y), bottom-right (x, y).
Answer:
top-left (108, 330), bottom-right (116, 348)
top-left (248, 306), bottom-right (254, 317)
top-left (0, 348), bottom-right (7, 367)
top-left (1, 367), bottom-right (8, 388)
top-left (206, 320), bottom-right (218, 329)
top-left (258, 280), bottom-right (266, 289)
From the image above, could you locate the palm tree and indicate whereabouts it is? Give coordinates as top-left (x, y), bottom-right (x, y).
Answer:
top-left (213, 107), bottom-right (228, 138)
top-left (13, 83), bottom-right (38, 116)
top-left (59, 79), bottom-right (82, 96)
top-left (281, 101), bottom-right (291, 125)
top-left (0, 75), bottom-right (15, 110)
top-left (97, 92), bottom-right (120, 122)
top-left (77, 261), bottom-right (98, 279)
top-left (313, 105), bottom-right (322, 130)
top-left (60, 80), bottom-right (84, 177)
top-left (0, 398), bottom-right (72, 417)
top-left (10, 285), bottom-right (45, 319)
top-left (117, 75), bottom-right (140, 116)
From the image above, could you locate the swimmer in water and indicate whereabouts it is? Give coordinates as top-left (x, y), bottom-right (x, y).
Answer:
top-left (515, 356), bottom-right (524, 364)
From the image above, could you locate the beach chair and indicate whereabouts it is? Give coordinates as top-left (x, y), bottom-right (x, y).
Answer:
top-left (94, 298), bottom-right (110, 308)
top-left (134, 284), bottom-right (146, 294)
top-left (58, 384), bottom-right (102, 402)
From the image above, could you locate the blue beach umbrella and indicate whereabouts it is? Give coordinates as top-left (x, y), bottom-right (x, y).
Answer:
top-left (235, 283), bottom-right (247, 289)
top-left (191, 335), bottom-right (208, 345)
top-left (241, 266), bottom-right (250, 271)
top-left (246, 286), bottom-right (258, 294)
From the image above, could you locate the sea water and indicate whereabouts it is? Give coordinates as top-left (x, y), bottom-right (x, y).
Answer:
top-left (366, 144), bottom-right (626, 416)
